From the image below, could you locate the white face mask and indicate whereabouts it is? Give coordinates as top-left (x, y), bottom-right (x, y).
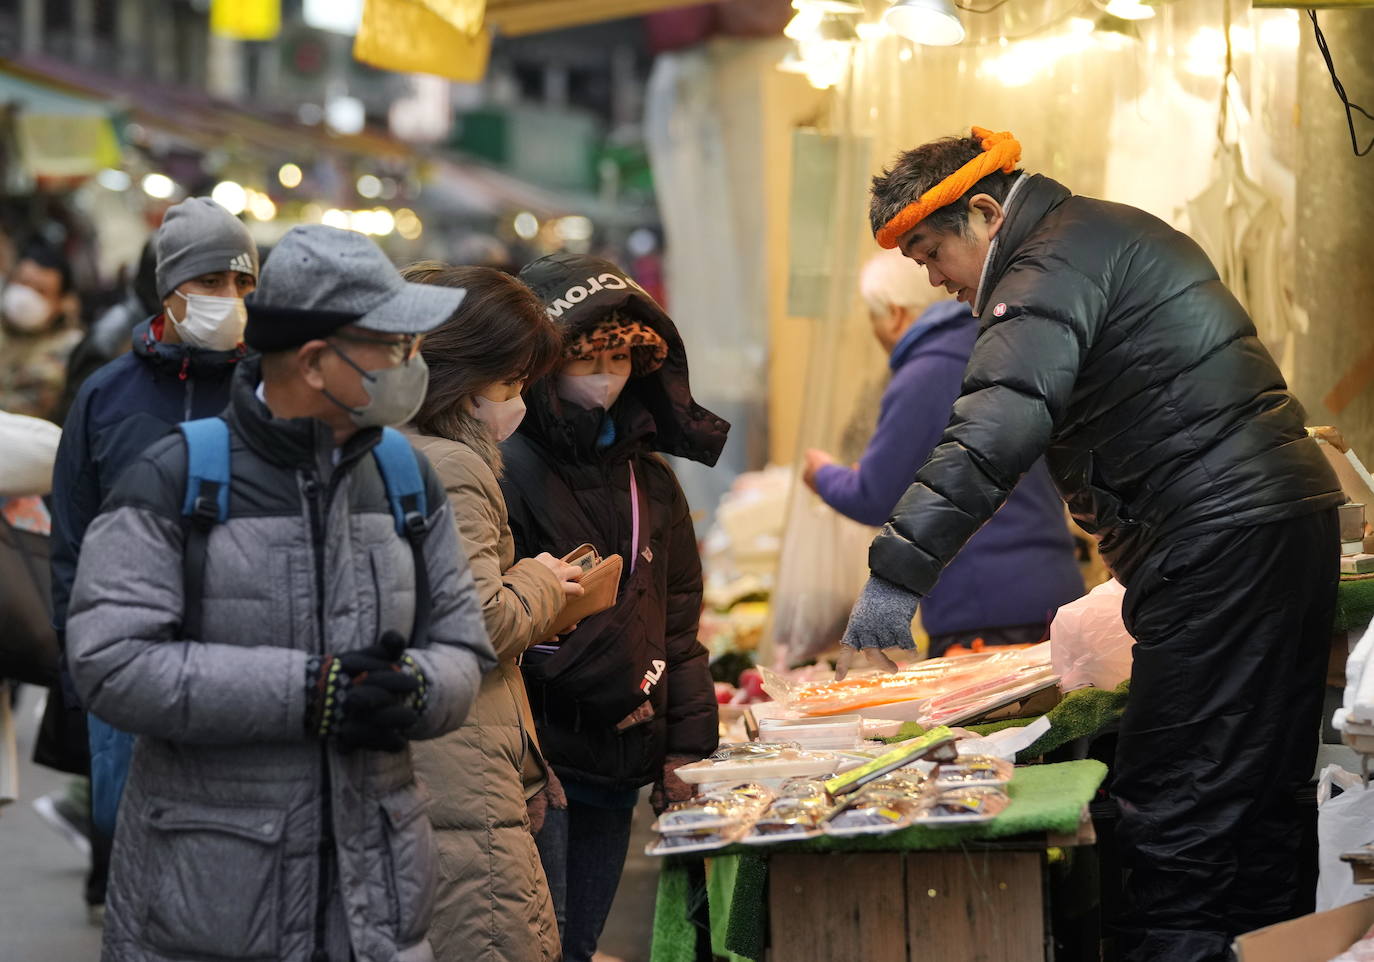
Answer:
top-left (557, 372), bottom-right (629, 412)
top-left (471, 393), bottom-right (527, 443)
top-left (167, 292), bottom-right (247, 351)
top-left (2, 283), bottom-right (56, 333)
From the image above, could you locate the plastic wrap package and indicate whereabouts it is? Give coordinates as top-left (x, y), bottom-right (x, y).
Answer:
top-left (1334, 619), bottom-right (1374, 754)
top-left (646, 783), bottom-right (775, 856)
top-left (1330, 927), bottom-right (1374, 962)
top-left (915, 787), bottom-right (1012, 827)
top-left (768, 491), bottom-right (879, 669)
top-left (675, 744), bottom-right (840, 786)
top-left (1318, 766), bottom-right (1374, 911)
top-left (761, 648), bottom-right (1055, 723)
top-left (743, 777), bottom-right (834, 844)
top-left (1050, 578), bottom-right (1133, 691)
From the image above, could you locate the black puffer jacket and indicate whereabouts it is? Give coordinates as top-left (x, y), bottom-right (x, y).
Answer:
top-left (871, 174), bottom-right (1343, 592)
top-left (501, 253), bottom-right (728, 791)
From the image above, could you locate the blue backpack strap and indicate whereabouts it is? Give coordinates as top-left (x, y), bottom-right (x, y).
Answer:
top-left (373, 427), bottom-right (427, 537)
top-left (177, 418), bottom-right (231, 640)
top-left (179, 418), bottom-right (231, 524)
top-left (373, 427), bottom-right (431, 645)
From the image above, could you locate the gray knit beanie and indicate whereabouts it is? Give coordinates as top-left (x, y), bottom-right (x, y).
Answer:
top-left (154, 197), bottom-right (259, 300)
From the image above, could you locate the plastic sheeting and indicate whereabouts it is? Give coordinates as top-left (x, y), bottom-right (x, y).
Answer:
top-left (644, 41), bottom-right (796, 526)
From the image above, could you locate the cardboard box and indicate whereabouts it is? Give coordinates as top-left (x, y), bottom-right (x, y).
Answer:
top-left (1233, 897), bottom-right (1374, 962)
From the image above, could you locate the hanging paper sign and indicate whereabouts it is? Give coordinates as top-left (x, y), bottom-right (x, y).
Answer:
top-left (353, 0), bottom-right (490, 83)
top-left (211, 0), bottom-right (281, 41)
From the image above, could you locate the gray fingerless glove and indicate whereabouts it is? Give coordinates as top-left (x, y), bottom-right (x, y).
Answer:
top-left (841, 577), bottom-right (921, 651)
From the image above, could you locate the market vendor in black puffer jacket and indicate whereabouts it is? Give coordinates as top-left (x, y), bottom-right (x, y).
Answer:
top-left (502, 252), bottom-right (725, 962)
top-left (843, 128), bottom-right (1344, 962)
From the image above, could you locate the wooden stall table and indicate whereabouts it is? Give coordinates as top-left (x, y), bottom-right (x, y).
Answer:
top-left (651, 760), bottom-right (1107, 962)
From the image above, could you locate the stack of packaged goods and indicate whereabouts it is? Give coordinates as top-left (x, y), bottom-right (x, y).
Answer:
top-left (645, 728), bottom-right (1017, 855)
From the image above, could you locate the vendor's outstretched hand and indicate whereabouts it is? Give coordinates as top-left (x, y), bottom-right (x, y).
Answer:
top-left (836, 576), bottom-right (920, 681)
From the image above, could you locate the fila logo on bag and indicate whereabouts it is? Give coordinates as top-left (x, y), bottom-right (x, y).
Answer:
top-left (229, 252), bottom-right (254, 274)
top-left (640, 659), bottom-right (667, 695)
top-left (993, 302), bottom-right (1008, 317)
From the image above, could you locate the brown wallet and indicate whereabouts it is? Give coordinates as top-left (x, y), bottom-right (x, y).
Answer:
top-left (550, 543), bottom-right (623, 636)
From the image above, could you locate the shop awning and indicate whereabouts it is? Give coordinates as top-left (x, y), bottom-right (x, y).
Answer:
top-left (0, 67), bottom-right (121, 177)
top-left (0, 55), bottom-right (414, 165)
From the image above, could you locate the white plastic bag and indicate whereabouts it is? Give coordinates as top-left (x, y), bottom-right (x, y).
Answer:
top-left (1319, 765), bottom-right (1374, 912)
top-left (767, 491), bottom-right (876, 669)
top-left (1050, 578), bottom-right (1132, 691)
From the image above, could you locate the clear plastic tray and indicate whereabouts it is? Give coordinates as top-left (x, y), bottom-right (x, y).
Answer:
top-left (645, 828), bottom-right (744, 856)
top-left (675, 749), bottom-right (840, 785)
top-left (913, 787), bottom-right (1011, 827)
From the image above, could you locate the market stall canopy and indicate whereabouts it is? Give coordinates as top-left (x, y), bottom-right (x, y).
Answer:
top-left (0, 55), bottom-right (413, 165)
top-left (352, 0), bottom-right (702, 81)
top-left (486, 0), bottom-right (704, 35)
top-left (0, 67), bottom-right (120, 178)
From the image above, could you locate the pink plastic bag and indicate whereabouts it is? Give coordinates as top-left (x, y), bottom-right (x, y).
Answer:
top-left (1050, 579), bottom-right (1133, 691)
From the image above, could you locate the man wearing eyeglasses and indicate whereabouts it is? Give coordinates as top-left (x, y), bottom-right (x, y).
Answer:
top-left (64, 225), bottom-right (496, 962)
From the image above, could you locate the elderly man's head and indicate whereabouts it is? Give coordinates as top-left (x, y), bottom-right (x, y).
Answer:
top-left (247, 226), bottom-right (464, 444)
top-left (860, 250), bottom-right (940, 354)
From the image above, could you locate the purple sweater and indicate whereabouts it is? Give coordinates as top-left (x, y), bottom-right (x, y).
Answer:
top-left (814, 302), bottom-right (1084, 636)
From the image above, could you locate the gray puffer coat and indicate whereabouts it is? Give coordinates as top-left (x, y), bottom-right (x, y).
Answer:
top-left (66, 358), bottom-right (496, 962)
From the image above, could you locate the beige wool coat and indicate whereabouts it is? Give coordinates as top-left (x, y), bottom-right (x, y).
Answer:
top-left (406, 428), bottom-right (565, 962)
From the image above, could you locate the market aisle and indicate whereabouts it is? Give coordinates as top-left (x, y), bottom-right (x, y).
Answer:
top-left (0, 688), bottom-right (103, 961)
top-left (0, 686), bottom-right (658, 962)
top-left (595, 793), bottom-right (661, 962)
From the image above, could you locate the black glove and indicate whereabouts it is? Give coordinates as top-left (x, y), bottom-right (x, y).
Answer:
top-left (305, 632), bottom-right (428, 752)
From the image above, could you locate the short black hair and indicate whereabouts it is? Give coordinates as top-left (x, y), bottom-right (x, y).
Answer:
top-left (869, 134), bottom-right (1022, 241)
top-left (17, 241), bottom-right (74, 294)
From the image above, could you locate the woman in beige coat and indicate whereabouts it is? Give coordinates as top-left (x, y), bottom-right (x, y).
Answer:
top-left (402, 263), bottom-right (582, 962)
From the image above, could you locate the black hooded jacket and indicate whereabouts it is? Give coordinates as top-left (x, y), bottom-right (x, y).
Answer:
top-left (871, 174), bottom-right (1344, 594)
top-left (500, 253), bottom-right (729, 791)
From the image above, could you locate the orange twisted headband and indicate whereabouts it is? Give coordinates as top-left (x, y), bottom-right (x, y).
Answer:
top-left (875, 126), bottom-right (1022, 250)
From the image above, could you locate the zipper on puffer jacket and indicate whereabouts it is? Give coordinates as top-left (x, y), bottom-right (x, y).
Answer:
top-left (182, 368), bottom-right (195, 422)
top-left (302, 470), bottom-right (333, 962)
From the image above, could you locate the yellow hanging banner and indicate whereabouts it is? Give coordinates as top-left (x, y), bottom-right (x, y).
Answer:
top-left (353, 0), bottom-right (491, 83)
top-left (419, 0), bottom-right (487, 34)
top-left (210, 0), bottom-right (281, 41)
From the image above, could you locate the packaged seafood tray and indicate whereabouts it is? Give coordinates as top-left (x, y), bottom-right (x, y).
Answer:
top-left (740, 778), bottom-right (833, 846)
top-left (823, 727), bottom-right (957, 798)
top-left (757, 713), bottom-right (863, 750)
top-left (646, 826), bottom-right (746, 856)
top-left (759, 647), bottom-right (1055, 720)
top-left (913, 786), bottom-right (1012, 827)
top-left (933, 755), bottom-right (1015, 789)
top-left (651, 782), bottom-right (774, 834)
top-left (675, 745), bottom-right (841, 786)
top-left (821, 771), bottom-right (937, 838)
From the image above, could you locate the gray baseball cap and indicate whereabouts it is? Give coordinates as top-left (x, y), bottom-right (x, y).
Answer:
top-left (244, 225), bottom-right (465, 352)
top-left (155, 197), bottom-right (260, 300)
